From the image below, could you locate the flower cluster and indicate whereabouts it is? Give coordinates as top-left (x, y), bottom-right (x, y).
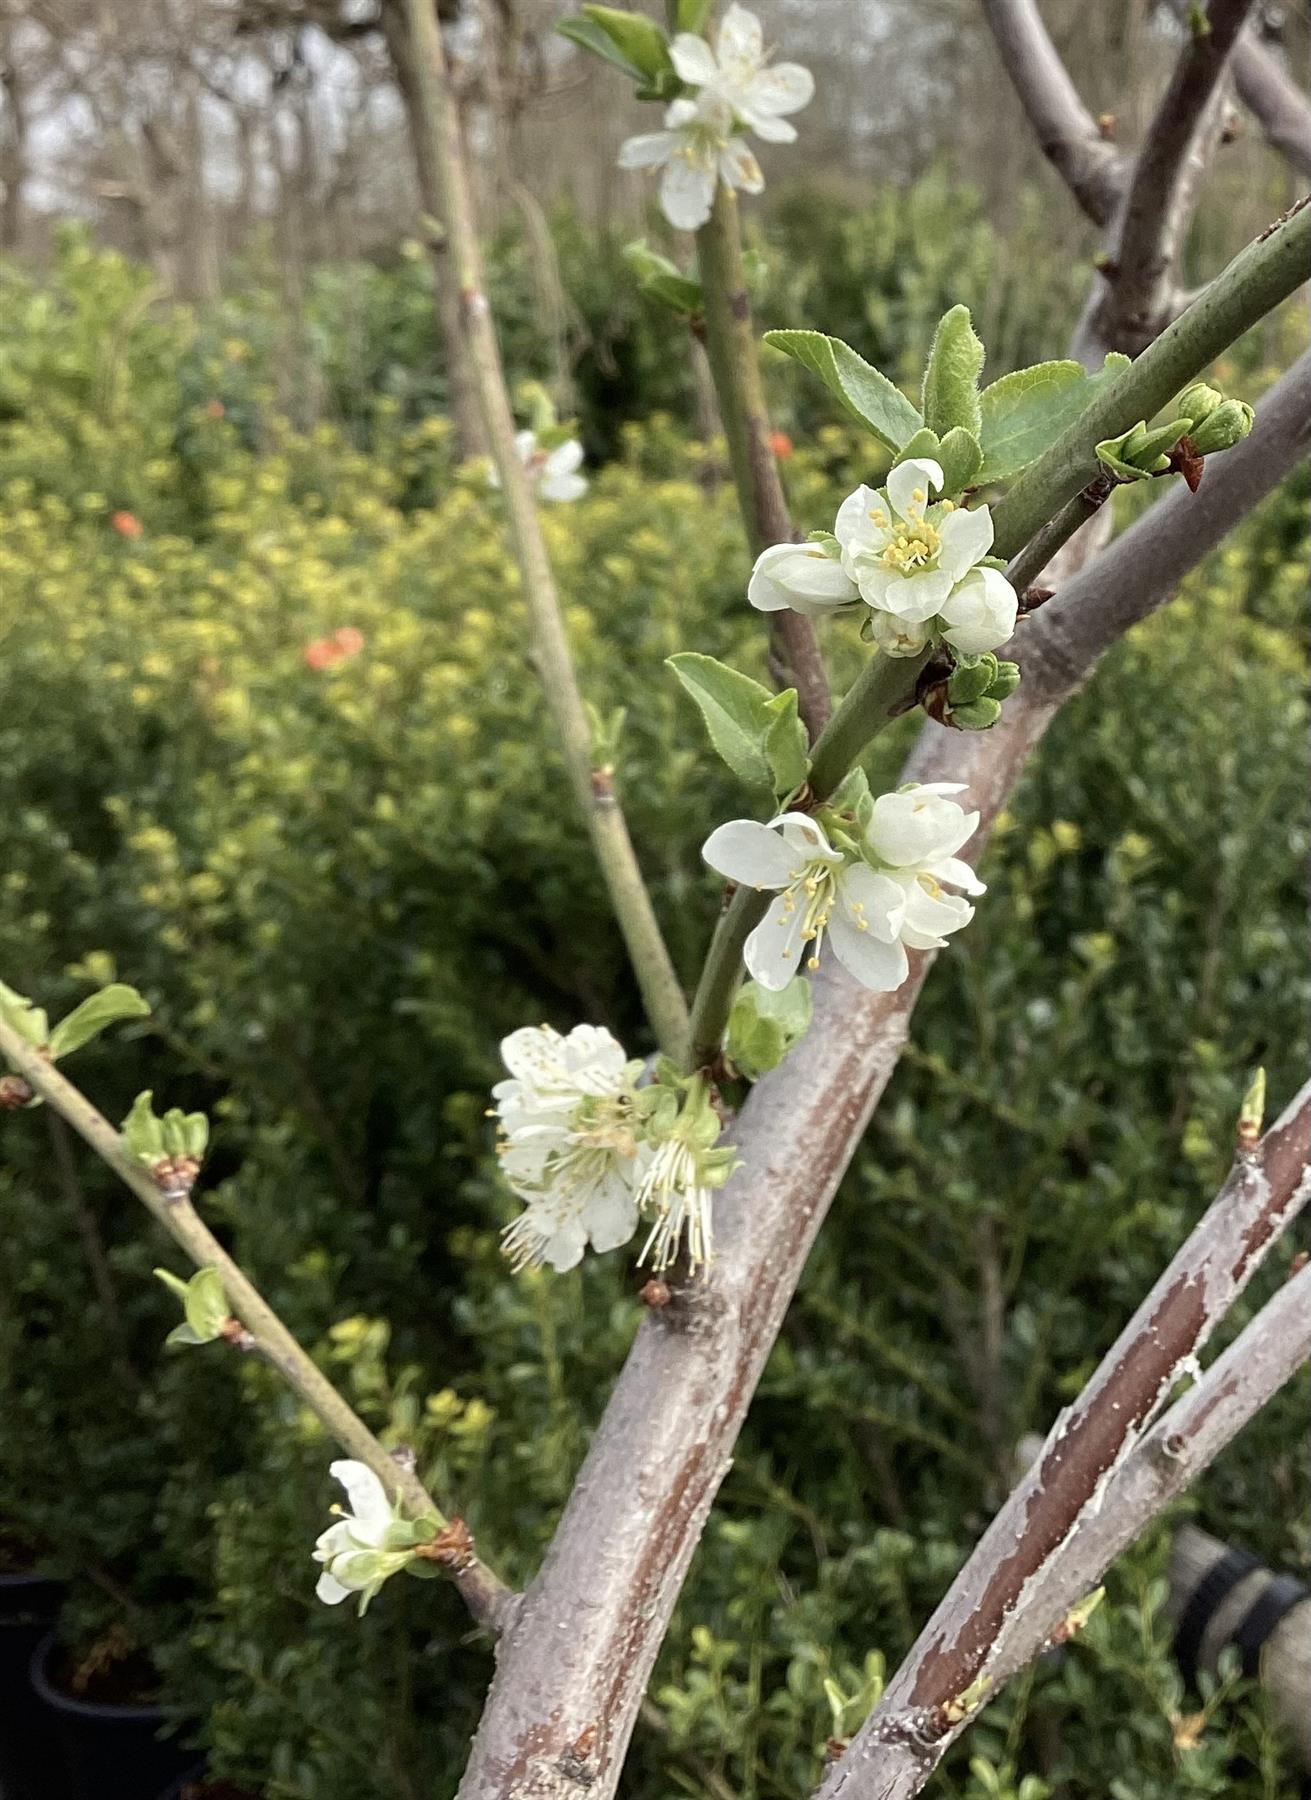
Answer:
top-left (702, 783), bottom-right (984, 994)
top-left (619, 5), bottom-right (813, 231)
top-left (512, 429), bottom-right (587, 503)
top-left (302, 625), bottom-right (366, 671)
top-left (491, 1024), bottom-right (735, 1276)
top-left (749, 457), bottom-right (1018, 658)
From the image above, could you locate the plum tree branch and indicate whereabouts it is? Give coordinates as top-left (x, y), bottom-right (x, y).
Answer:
top-left (698, 185), bottom-right (831, 738)
top-left (978, 0), bottom-right (1124, 223)
top-left (399, 0), bottom-right (689, 1059)
top-left (1099, 0), bottom-right (1258, 351)
top-left (448, 325), bottom-right (1311, 1800)
top-left (814, 1081), bottom-right (1311, 1799)
top-left (0, 1012), bottom-right (516, 1637)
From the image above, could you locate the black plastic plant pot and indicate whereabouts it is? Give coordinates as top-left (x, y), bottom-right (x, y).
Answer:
top-left (28, 1630), bottom-right (193, 1800)
top-left (0, 1571), bottom-right (69, 1800)
top-left (155, 1764), bottom-right (207, 1800)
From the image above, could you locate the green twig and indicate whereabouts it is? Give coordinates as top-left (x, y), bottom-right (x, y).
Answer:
top-left (0, 1014), bottom-right (514, 1635)
top-left (402, 0), bottom-right (688, 1058)
top-left (697, 186), bottom-right (831, 736)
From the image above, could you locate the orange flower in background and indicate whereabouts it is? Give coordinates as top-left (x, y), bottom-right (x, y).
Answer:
top-left (111, 510), bottom-right (143, 539)
top-left (302, 638), bottom-right (344, 671)
top-left (302, 628), bottom-right (364, 671)
top-left (204, 399), bottom-right (226, 420)
top-left (768, 430), bottom-right (793, 459)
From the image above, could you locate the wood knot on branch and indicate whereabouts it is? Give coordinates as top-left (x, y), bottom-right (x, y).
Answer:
top-left (0, 1073), bottom-right (34, 1110)
top-left (150, 1154), bottom-right (201, 1203)
top-left (639, 1278), bottom-right (672, 1309)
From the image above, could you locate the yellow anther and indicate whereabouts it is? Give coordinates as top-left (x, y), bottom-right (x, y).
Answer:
top-left (807, 955), bottom-right (820, 969)
top-left (912, 486), bottom-right (926, 503)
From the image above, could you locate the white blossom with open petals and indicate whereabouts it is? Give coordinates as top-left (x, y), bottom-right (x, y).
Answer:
top-left (493, 1024), bottom-right (645, 1272)
top-left (865, 783), bottom-right (986, 951)
top-left (835, 459), bottom-right (1005, 625)
top-left (313, 1461), bottom-right (409, 1611)
top-left (702, 812), bottom-right (910, 993)
top-left (511, 429), bottom-right (587, 503)
top-left (618, 92), bottom-right (761, 232)
top-left (617, 6), bottom-right (812, 231)
top-left (669, 4), bottom-right (814, 143)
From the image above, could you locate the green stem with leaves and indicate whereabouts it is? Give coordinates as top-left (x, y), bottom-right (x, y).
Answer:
top-left (697, 186), bottom-right (831, 736)
top-left (0, 1014), bottom-right (513, 1635)
top-left (993, 195), bottom-right (1311, 561)
top-left (402, 0), bottom-right (688, 1058)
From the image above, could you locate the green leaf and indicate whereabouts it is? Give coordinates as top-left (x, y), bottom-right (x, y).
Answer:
top-left (763, 330), bottom-right (923, 452)
top-left (0, 980), bottom-right (48, 1049)
top-left (762, 692), bottom-right (810, 800)
top-left (893, 426), bottom-right (941, 466)
top-left (154, 1264), bottom-right (229, 1345)
top-left (577, 6), bottom-right (673, 81)
top-left (951, 696), bottom-right (1003, 731)
top-left (623, 242), bottom-right (702, 315)
top-left (48, 983), bottom-right (150, 1060)
top-left (920, 305), bottom-right (985, 440)
top-left (123, 1090), bottom-right (166, 1162)
top-left (670, 0), bottom-right (712, 32)
top-left (556, 14), bottom-right (649, 80)
top-left (667, 652), bottom-right (775, 788)
top-left (936, 426), bottom-right (982, 496)
top-left (977, 353), bottom-right (1130, 483)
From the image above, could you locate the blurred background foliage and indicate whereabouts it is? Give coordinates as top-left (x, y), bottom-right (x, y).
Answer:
top-left (0, 177), bottom-right (1307, 1800)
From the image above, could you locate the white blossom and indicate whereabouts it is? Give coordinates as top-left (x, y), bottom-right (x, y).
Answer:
top-left (618, 92), bottom-right (762, 232)
top-left (313, 1461), bottom-right (408, 1610)
top-left (834, 459), bottom-right (1016, 652)
top-left (501, 429), bottom-right (587, 503)
top-left (493, 1024), bottom-right (644, 1272)
top-left (702, 812), bottom-right (910, 993)
top-left (617, 6), bottom-right (812, 232)
top-left (865, 783), bottom-right (986, 953)
top-left (703, 788), bottom-right (984, 995)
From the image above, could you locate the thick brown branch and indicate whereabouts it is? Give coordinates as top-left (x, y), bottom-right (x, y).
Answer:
top-left (449, 335), bottom-right (1311, 1800)
top-left (814, 1085), bottom-right (1311, 1799)
top-left (978, 0), bottom-right (1125, 223)
top-left (1101, 0), bottom-right (1258, 351)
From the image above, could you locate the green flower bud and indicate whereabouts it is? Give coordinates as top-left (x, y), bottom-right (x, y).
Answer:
top-left (946, 654), bottom-right (999, 706)
top-left (1190, 398), bottom-right (1254, 456)
top-left (985, 660), bottom-right (1021, 701)
top-left (155, 1264), bottom-right (230, 1347)
top-left (1176, 382), bottom-right (1224, 425)
top-left (727, 977), bottom-right (813, 1081)
top-left (950, 696), bottom-right (1003, 731)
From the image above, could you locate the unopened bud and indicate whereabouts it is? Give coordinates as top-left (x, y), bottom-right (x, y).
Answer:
top-left (1190, 398), bottom-right (1254, 456)
top-left (0, 1074), bottom-right (34, 1110)
top-left (1176, 382), bottom-right (1224, 425)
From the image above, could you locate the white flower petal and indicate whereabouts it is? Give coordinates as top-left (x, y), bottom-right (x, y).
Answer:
top-left (744, 891), bottom-right (810, 990)
top-left (837, 862), bottom-right (906, 941)
top-left (329, 1461), bottom-right (392, 1540)
top-left (716, 3), bottom-right (763, 67)
top-left (936, 504), bottom-right (993, 579)
top-left (316, 1569), bottom-right (353, 1605)
top-left (829, 908), bottom-right (910, 992)
top-left (939, 567), bottom-right (1018, 655)
top-left (670, 32), bottom-right (719, 86)
top-left (867, 610), bottom-right (931, 657)
top-left (719, 138), bottom-right (763, 194)
top-left (900, 881), bottom-right (974, 947)
top-left (878, 566), bottom-right (954, 622)
top-left (702, 819), bottom-right (798, 889)
top-left (886, 458), bottom-right (943, 522)
top-left (774, 812), bottom-right (839, 861)
top-left (748, 543), bottom-right (857, 614)
top-left (619, 130), bottom-right (674, 170)
top-left (544, 439), bottom-right (583, 477)
top-left (743, 112), bottom-right (797, 142)
top-left (541, 1215), bottom-right (588, 1272)
top-left (833, 484), bottom-right (884, 553)
top-left (659, 154), bottom-right (718, 231)
top-left (868, 789), bottom-right (974, 868)
top-left (583, 1171), bottom-right (640, 1254)
top-left (937, 855), bottom-right (986, 897)
top-left (538, 471), bottom-right (587, 503)
top-left (743, 62), bottom-right (814, 116)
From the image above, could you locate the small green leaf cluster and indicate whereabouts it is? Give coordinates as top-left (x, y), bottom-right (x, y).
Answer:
top-left (945, 653), bottom-right (1021, 731)
top-left (121, 1089), bottom-right (209, 1170)
top-left (0, 979), bottom-right (148, 1060)
top-left (557, 5), bottom-right (685, 102)
top-left (154, 1264), bottom-right (231, 1347)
